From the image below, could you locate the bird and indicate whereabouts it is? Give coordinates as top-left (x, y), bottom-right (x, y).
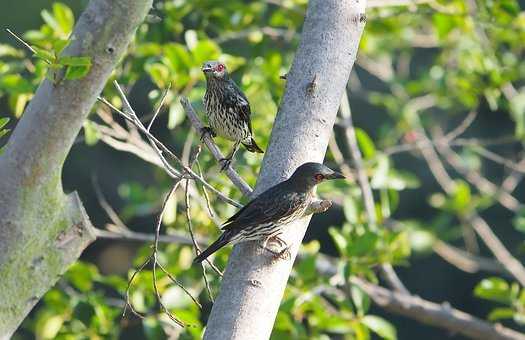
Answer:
top-left (193, 162), bottom-right (345, 264)
top-left (201, 60), bottom-right (264, 171)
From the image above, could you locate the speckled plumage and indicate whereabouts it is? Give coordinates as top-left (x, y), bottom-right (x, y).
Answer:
top-left (202, 61), bottom-right (263, 155)
top-left (193, 163), bottom-right (345, 263)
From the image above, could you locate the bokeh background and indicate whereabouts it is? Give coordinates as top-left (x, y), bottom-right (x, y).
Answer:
top-left (1, 0), bottom-right (525, 339)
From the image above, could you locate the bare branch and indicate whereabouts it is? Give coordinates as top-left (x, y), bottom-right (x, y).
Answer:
top-left (93, 228), bottom-right (201, 246)
top-left (92, 175), bottom-right (128, 231)
top-left (433, 241), bottom-right (507, 275)
top-left (411, 113), bottom-right (525, 286)
top-left (471, 146), bottom-right (525, 174)
top-left (147, 83), bottom-right (171, 132)
top-left (468, 216), bottom-right (525, 286)
top-left (433, 130), bottom-right (523, 212)
top-left (98, 93), bottom-right (242, 208)
top-left (351, 277), bottom-right (525, 340)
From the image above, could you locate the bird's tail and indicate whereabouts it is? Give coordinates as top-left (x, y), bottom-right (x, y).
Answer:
top-left (193, 232), bottom-right (232, 264)
top-left (242, 137), bottom-right (264, 153)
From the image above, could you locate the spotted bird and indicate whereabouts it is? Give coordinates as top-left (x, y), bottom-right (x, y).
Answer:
top-left (193, 162), bottom-right (345, 263)
top-left (202, 61), bottom-right (263, 170)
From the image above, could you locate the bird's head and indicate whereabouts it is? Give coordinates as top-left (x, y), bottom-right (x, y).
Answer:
top-left (288, 162), bottom-right (345, 190)
top-left (202, 61), bottom-right (228, 79)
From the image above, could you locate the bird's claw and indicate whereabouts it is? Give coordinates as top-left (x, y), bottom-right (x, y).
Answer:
top-left (219, 158), bottom-right (232, 171)
top-left (200, 126), bottom-right (216, 140)
top-left (260, 237), bottom-right (291, 262)
top-left (275, 247), bottom-right (291, 261)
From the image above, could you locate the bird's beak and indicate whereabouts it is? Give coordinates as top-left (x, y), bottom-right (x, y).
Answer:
top-left (327, 171), bottom-right (345, 180)
top-left (202, 66), bottom-right (213, 73)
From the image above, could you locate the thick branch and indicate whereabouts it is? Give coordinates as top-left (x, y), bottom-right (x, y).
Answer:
top-left (351, 278), bottom-right (525, 340)
top-left (203, 1), bottom-right (366, 339)
top-left (0, 0), bottom-right (152, 336)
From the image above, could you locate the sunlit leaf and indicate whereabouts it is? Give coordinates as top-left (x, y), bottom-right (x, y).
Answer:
top-left (362, 315), bottom-right (397, 340)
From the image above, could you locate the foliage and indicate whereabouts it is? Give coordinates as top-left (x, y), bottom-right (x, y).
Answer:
top-left (475, 277), bottom-right (525, 325)
top-left (1, 0), bottom-right (525, 339)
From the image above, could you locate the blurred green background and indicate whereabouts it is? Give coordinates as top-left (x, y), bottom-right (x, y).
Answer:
top-left (1, 0), bottom-right (525, 339)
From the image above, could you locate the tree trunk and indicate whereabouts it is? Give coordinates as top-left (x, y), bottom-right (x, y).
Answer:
top-left (203, 1), bottom-right (367, 339)
top-left (0, 0), bottom-right (152, 337)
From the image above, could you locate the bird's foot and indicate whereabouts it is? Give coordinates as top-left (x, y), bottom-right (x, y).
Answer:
top-left (219, 157), bottom-right (232, 171)
top-left (260, 236), bottom-right (291, 261)
top-left (274, 246), bottom-right (291, 261)
top-left (200, 126), bottom-right (216, 140)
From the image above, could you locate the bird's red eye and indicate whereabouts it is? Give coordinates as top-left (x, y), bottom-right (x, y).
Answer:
top-left (314, 174), bottom-right (324, 182)
top-left (217, 64), bottom-right (225, 72)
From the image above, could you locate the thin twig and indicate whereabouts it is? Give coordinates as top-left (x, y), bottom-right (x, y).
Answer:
top-left (471, 146), bottom-right (525, 174)
top-left (185, 180), bottom-right (215, 302)
top-left (433, 240), bottom-right (507, 275)
top-left (433, 129), bottom-right (522, 212)
top-left (411, 113), bottom-right (525, 286)
top-left (443, 111), bottom-right (477, 143)
top-left (97, 93), bottom-right (242, 208)
top-left (92, 175), bottom-right (128, 231)
top-left (147, 83), bottom-right (171, 131)
top-left (94, 228), bottom-right (202, 246)
top-left (197, 160), bottom-right (215, 218)
top-left (381, 135), bottom-right (519, 156)
top-left (185, 146), bottom-right (223, 278)
top-left (123, 256), bottom-right (151, 320)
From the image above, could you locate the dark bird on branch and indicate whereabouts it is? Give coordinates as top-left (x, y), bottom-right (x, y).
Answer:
top-left (202, 61), bottom-right (264, 171)
top-left (193, 162), bottom-right (345, 264)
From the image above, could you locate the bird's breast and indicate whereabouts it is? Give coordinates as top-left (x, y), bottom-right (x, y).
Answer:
top-left (204, 89), bottom-right (251, 142)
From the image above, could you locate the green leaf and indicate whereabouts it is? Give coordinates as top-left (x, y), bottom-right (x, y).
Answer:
top-left (65, 262), bottom-right (100, 292)
top-left (143, 316), bottom-right (166, 340)
top-left (58, 56), bottom-right (91, 67)
top-left (52, 2), bottom-right (75, 34)
top-left (432, 13), bottom-right (456, 39)
top-left (0, 128), bottom-right (10, 139)
top-left (343, 196), bottom-right (359, 224)
top-left (514, 214), bottom-right (525, 234)
top-left (355, 128), bottom-right (376, 159)
top-left (32, 46), bottom-right (54, 62)
top-left (348, 231), bottom-right (379, 257)
top-left (451, 180), bottom-right (471, 213)
top-left (509, 89), bottom-right (525, 138)
top-left (35, 312), bottom-right (64, 339)
top-left (488, 307), bottom-right (515, 321)
top-left (83, 120), bottom-right (100, 146)
top-left (329, 227), bottom-right (347, 256)
top-left (351, 321), bottom-right (371, 340)
top-left (168, 101), bottom-right (185, 129)
top-left (351, 284), bottom-right (370, 316)
top-left (362, 315), bottom-right (397, 340)
top-left (474, 277), bottom-right (512, 304)
top-left (162, 190), bottom-right (177, 225)
top-left (53, 39), bottom-right (70, 55)
top-left (409, 229), bottom-right (435, 253)
top-left (0, 117), bottom-right (10, 130)
top-left (64, 64), bottom-right (92, 80)
top-left (192, 39), bottom-right (221, 64)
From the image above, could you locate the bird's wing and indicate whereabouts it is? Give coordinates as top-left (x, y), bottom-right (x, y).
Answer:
top-left (224, 81), bottom-right (253, 134)
top-left (221, 184), bottom-right (306, 232)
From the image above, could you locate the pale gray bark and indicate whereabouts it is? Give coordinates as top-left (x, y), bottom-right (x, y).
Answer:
top-left (0, 0), bottom-right (152, 337)
top-left (203, 1), bottom-right (367, 339)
